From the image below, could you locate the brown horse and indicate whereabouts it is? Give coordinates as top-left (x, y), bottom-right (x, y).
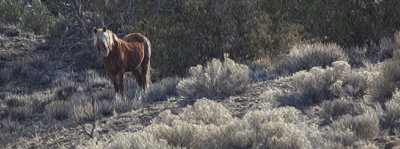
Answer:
top-left (93, 26), bottom-right (151, 100)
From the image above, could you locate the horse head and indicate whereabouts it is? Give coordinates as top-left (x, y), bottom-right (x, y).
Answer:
top-left (93, 26), bottom-right (115, 57)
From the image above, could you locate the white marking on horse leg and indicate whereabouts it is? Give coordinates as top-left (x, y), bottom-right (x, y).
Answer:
top-left (140, 89), bottom-right (145, 100)
top-left (115, 92), bottom-right (121, 101)
top-left (135, 85), bottom-right (141, 100)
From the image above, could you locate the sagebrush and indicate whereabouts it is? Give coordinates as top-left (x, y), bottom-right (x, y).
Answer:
top-left (177, 56), bottom-right (249, 100)
top-left (274, 43), bottom-right (348, 76)
top-left (280, 61), bottom-right (366, 107)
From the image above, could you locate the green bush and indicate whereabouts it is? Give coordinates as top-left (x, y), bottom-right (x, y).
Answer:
top-left (261, 0), bottom-right (400, 47)
top-left (0, 0), bottom-right (55, 34)
top-left (0, 0), bottom-right (25, 23)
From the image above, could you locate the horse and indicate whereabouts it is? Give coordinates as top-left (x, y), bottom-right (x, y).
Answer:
top-left (92, 26), bottom-right (151, 101)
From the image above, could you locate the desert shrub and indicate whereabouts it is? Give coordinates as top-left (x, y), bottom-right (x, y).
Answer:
top-left (256, 122), bottom-right (311, 149)
top-left (1, 118), bottom-right (23, 133)
top-left (243, 107), bottom-right (304, 133)
top-left (343, 46), bottom-right (367, 67)
top-left (0, 67), bottom-right (13, 86)
top-left (331, 71), bottom-right (367, 98)
top-left (322, 128), bottom-right (356, 147)
top-left (177, 56), bottom-right (249, 100)
top-left (332, 110), bottom-right (379, 140)
top-left (319, 97), bottom-right (364, 119)
top-left (8, 105), bottom-right (33, 122)
top-left (106, 132), bottom-right (170, 149)
top-left (70, 92), bottom-right (140, 123)
top-left (385, 90), bottom-right (400, 121)
top-left (72, 97), bottom-right (96, 122)
top-left (281, 61), bottom-right (367, 107)
top-left (84, 69), bottom-right (112, 90)
top-left (352, 140), bottom-right (378, 149)
top-left (95, 99), bottom-right (113, 117)
top-left (145, 77), bottom-right (180, 102)
top-left (179, 99), bottom-right (233, 126)
top-left (368, 57), bottom-right (400, 102)
top-left (274, 43), bottom-right (349, 76)
top-left (4, 97), bottom-right (29, 108)
top-left (92, 98), bottom-right (382, 148)
top-left (360, 32), bottom-right (400, 64)
top-left (152, 99), bottom-right (233, 126)
top-left (377, 37), bottom-right (398, 61)
top-left (381, 90), bottom-right (400, 130)
top-left (248, 57), bottom-right (277, 81)
top-left (101, 98), bottom-right (315, 149)
top-left (44, 100), bottom-right (71, 121)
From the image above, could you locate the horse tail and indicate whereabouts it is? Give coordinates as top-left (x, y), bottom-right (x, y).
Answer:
top-left (141, 36), bottom-right (151, 91)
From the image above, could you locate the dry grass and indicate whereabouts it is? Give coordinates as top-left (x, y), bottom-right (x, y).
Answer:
top-left (45, 100), bottom-right (71, 121)
top-left (145, 77), bottom-right (180, 102)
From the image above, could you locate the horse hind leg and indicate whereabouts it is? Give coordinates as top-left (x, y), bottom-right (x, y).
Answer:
top-left (140, 54), bottom-right (150, 91)
top-left (135, 84), bottom-right (142, 100)
top-left (132, 70), bottom-right (144, 100)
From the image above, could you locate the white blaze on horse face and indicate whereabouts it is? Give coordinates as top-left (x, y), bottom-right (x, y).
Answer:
top-left (94, 29), bottom-right (114, 57)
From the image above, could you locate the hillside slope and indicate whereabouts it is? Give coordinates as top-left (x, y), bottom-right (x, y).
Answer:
top-left (1, 24), bottom-right (400, 149)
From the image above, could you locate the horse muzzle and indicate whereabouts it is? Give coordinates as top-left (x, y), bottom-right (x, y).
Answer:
top-left (101, 48), bottom-right (110, 57)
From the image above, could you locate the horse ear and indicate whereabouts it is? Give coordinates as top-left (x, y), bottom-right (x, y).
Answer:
top-left (93, 27), bottom-right (97, 34)
top-left (103, 26), bottom-right (107, 32)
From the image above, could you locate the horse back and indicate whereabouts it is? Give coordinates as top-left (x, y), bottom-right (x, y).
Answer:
top-left (122, 33), bottom-right (151, 58)
top-left (120, 33), bottom-right (151, 71)
top-left (122, 33), bottom-right (146, 43)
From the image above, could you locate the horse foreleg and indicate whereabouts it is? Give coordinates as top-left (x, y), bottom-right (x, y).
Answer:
top-left (117, 72), bottom-right (126, 101)
top-left (107, 72), bottom-right (121, 101)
